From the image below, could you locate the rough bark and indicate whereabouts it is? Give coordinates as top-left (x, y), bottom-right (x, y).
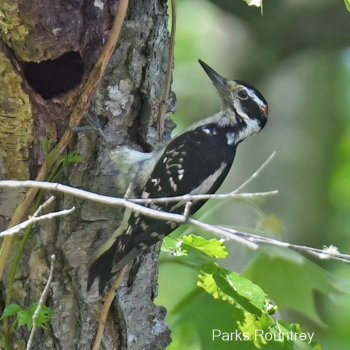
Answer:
top-left (0, 0), bottom-right (173, 349)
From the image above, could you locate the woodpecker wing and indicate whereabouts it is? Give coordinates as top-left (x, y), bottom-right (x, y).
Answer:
top-left (88, 122), bottom-right (240, 292)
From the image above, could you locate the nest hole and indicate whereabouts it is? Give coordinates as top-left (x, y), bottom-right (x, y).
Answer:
top-left (24, 51), bottom-right (84, 100)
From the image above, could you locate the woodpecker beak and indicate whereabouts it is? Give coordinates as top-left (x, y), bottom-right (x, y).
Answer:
top-left (199, 60), bottom-right (227, 93)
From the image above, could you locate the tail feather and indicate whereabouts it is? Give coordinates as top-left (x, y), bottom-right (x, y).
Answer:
top-left (87, 229), bottom-right (143, 293)
top-left (87, 239), bottom-right (118, 293)
top-left (87, 212), bottom-right (177, 293)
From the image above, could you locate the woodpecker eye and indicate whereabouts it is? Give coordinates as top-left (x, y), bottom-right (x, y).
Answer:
top-left (237, 90), bottom-right (248, 99)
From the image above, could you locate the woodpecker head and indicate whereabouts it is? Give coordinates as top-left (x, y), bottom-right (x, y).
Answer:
top-left (199, 59), bottom-right (268, 133)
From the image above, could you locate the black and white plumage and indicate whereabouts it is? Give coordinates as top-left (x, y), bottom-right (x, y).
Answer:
top-left (87, 60), bottom-right (268, 293)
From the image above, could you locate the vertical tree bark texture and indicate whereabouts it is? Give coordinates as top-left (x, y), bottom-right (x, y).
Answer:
top-left (0, 0), bottom-right (173, 349)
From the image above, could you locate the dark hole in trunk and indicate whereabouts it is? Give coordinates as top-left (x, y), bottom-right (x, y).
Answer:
top-left (24, 51), bottom-right (84, 100)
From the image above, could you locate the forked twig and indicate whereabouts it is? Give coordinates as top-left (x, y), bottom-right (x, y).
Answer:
top-left (1, 153), bottom-right (349, 264)
top-left (0, 207), bottom-right (75, 237)
top-left (0, 179), bottom-right (260, 249)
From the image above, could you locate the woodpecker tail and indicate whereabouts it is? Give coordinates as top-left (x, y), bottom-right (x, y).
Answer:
top-left (87, 207), bottom-right (177, 293)
top-left (87, 238), bottom-right (118, 293)
top-left (88, 195), bottom-right (185, 293)
top-left (87, 208), bottom-right (138, 293)
top-left (87, 227), bottom-right (144, 293)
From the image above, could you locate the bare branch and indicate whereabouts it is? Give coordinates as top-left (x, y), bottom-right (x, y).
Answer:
top-left (33, 196), bottom-right (55, 217)
top-left (130, 190), bottom-right (278, 204)
top-left (188, 218), bottom-right (259, 250)
top-left (26, 254), bottom-right (56, 350)
top-left (0, 207), bottom-right (76, 237)
top-left (2, 151), bottom-right (350, 264)
top-left (0, 180), bottom-right (277, 205)
top-left (232, 151), bottom-right (276, 194)
top-left (183, 201), bottom-right (192, 222)
top-left (218, 226), bottom-right (350, 263)
top-left (0, 179), bottom-right (186, 220)
top-left (0, 180), bottom-right (259, 249)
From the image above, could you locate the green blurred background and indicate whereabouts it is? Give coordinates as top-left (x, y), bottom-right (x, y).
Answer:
top-left (156, 0), bottom-right (350, 349)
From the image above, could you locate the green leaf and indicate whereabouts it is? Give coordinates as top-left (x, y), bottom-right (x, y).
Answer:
top-left (219, 270), bottom-right (267, 313)
top-left (238, 312), bottom-right (271, 348)
top-left (0, 304), bottom-right (23, 319)
top-left (244, 0), bottom-right (262, 8)
top-left (67, 150), bottom-right (81, 163)
top-left (161, 236), bottom-right (321, 349)
top-left (11, 303), bottom-right (53, 330)
top-left (161, 235), bottom-right (228, 267)
top-left (198, 271), bottom-right (221, 299)
top-left (27, 303), bottom-right (53, 328)
top-left (182, 235), bottom-right (228, 259)
top-left (34, 304), bottom-right (53, 328)
top-left (48, 151), bottom-right (80, 182)
top-left (238, 315), bottom-right (320, 349)
top-left (345, 0), bottom-right (350, 11)
top-left (165, 289), bottom-right (240, 350)
top-left (161, 236), bottom-right (182, 253)
top-left (198, 267), bottom-right (269, 316)
top-left (17, 310), bottom-right (32, 329)
top-left (275, 320), bottom-right (321, 350)
top-left (244, 248), bottom-right (339, 326)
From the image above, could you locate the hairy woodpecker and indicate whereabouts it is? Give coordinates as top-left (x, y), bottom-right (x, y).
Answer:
top-left (87, 60), bottom-right (268, 293)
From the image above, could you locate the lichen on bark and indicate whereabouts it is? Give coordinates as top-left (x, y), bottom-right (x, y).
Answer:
top-left (0, 51), bottom-right (33, 179)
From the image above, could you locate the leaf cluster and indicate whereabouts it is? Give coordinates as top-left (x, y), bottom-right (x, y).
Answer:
top-left (162, 235), bottom-right (321, 349)
top-left (1, 303), bottom-right (53, 331)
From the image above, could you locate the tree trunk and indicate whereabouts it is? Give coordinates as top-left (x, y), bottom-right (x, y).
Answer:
top-left (0, 0), bottom-right (173, 349)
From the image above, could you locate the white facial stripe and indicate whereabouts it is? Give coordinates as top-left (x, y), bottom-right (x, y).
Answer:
top-left (233, 99), bottom-right (250, 121)
top-left (236, 119), bottom-right (261, 142)
top-left (249, 92), bottom-right (265, 108)
top-left (241, 86), bottom-right (266, 109)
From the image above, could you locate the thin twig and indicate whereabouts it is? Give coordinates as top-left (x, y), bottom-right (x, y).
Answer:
top-left (33, 196), bottom-right (55, 217)
top-left (92, 265), bottom-right (128, 350)
top-left (0, 180), bottom-right (259, 249)
top-left (0, 181), bottom-right (277, 206)
top-left (232, 151), bottom-right (276, 194)
top-left (183, 201), bottom-right (192, 221)
top-left (0, 180), bottom-right (186, 220)
top-left (130, 190), bottom-right (278, 204)
top-left (218, 226), bottom-right (350, 263)
top-left (4, 172), bottom-right (350, 261)
top-left (188, 218), bottom-right (259, 250)
top-left (158, 0), bottom-right (176, 141)
top-left (0, 207), bottom-right (75, 237)
top-left (3, 153), bottom-right (350, 264)
top-left (26, 254), bottom-right (56, 350)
